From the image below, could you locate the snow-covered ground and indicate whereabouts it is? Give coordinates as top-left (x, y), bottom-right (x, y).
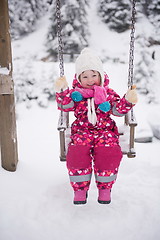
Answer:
top-left (1, 101), bottom-right (160, 240)
top-left (0, 3), bottom-right (160, 240)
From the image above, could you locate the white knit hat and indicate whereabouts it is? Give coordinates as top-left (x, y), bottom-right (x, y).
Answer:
top-left (75, 48), bottom-right (104, 85)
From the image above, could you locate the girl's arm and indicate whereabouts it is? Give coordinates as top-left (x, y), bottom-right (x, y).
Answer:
top-left (56, 88), bottom-right (75, 112)
top-left (55, 76), bottom-right (75, 112)
top-left (107, 88), bottom-right (135, 117)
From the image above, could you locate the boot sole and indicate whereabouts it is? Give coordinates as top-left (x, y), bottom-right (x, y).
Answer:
top-left (74, 200), bottom-right (87, 205)
top-left (98, 199), bottom-right (111, 204)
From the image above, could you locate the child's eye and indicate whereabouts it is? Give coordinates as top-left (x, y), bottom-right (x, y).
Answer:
top-left (83, 76), bottom-right (87, 79)
top-left (93, 75), bottom-right (97, 77)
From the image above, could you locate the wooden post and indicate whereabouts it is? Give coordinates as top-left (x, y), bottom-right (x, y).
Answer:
top-left (0, 0), bottom-right (18, 171)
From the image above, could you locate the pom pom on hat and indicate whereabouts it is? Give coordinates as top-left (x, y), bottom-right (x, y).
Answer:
top-left (75, 48), bottom-right (104, 85)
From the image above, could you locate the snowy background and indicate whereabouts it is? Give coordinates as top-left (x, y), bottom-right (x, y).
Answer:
top-left (0, 1), bottom-right (160, 240)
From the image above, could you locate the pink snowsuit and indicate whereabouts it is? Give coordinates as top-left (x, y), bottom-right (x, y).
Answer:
top-left (56, 74), bottom-right (133, 191)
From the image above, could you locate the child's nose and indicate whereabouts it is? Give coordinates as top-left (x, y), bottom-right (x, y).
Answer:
top-left (88, 78), bottom-right (94, 84)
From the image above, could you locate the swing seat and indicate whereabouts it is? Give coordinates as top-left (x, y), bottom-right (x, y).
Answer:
top-left (57, 111), bottom-right (137, 161)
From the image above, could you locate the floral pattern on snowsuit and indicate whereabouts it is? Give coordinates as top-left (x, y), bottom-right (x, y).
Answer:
top-left (56, 74), bottom-right (133, 191)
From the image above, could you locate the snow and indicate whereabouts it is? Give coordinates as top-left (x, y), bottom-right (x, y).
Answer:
top-left (1, 101), bottom-right (160, 240)
top-left (1, 2), bottom-right (160, 240)
top-left (0, 67), bottom-right (10, 75)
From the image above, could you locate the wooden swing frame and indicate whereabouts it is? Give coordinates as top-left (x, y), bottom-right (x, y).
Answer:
top-left (56, 0), bottom-right (137, 161)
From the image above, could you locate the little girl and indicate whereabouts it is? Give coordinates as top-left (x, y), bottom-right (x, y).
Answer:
top-left (55, 48), bottom-right (138, 205)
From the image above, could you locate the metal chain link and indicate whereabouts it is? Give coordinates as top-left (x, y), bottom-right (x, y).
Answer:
top-left (56, 0), bottom-right (65, 126)
top-left (56, 0), bottom-right (64, 77)
top-left (128, 0), bottom-right (136, 121)
top-left (128, 0), bottom-right (136, 88)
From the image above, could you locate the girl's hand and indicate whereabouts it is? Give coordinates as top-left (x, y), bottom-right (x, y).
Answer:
top-left (125, 85), bottom-right (138, 104)
top-left (54, 76), bottom-right (68, 92)
top-left (71, 91), bottom-right (83, 102)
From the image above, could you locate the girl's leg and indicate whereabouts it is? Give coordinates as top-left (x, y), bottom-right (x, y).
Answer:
top-left (67, 144), bottom-right (92, 192)
top-left (93, 130), bottom-right (122, 189)
top-left (67, 144), bottom-right (93, 204)
top-left (93, 132), bottom-right (123, 203)
top-left (94, 145), bottom-right (122, 190)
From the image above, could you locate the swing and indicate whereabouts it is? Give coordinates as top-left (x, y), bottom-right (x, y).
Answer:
top-left (56, 0), bottom-right (137, 161)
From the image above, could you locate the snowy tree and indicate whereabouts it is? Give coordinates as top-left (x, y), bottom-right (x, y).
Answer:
top-left (9, 0), bottom-right (50, 39)
top-left (135, 0), bottom-right (160, 103)
top-left (147, 0), bottom-right (160, 44)
top-left (13, 57), bottom-right (56, 107)
top-left (139, 0), bottom-right (160, 21)
top-left (135, 0), bottom-right (160, 44)
top-left (46, 0), bottom-right (89, 61)
top-left (134, 35), bottom-right (156, 103)
top-left (98, 0), bottom-right (131, 33)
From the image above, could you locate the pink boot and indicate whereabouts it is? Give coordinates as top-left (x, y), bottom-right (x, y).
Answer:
top-left (74, 190), bottom-right (88, 205)
top-left (98, 189), bottom-right (111, 204)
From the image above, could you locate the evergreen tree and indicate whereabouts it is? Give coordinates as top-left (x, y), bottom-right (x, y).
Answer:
top-left (147, 0), bottom-right (160, 44)
top-left (140, 0), bottom-right (160, 21)
top-left (46, 0), bottom-right (89, 61)
top-left (14, 57), bottom-right (56, 107)
top-left (9, 0), bottom-right (50, 39)
top-left (134, 0), bottom-right (160, 103)
top-left (134, 35), bottom-right (156, 102)
top-left (98, 0), bottom-right (131, 33)
top-left (136, 0), bottom-right (160, 43)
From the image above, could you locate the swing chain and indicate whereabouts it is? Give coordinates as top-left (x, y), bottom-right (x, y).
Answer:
top-left (56, 0), bottom-right (64, 77)
top-left (56, 0), bottom-right (65, 127)
top-left (127, 0), bottom-right (136, 122)
top-left (128, 0), bottom-right (136, 88)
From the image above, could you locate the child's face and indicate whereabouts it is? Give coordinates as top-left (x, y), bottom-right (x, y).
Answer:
top-left (79, 70), bottom-right (101, 89)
